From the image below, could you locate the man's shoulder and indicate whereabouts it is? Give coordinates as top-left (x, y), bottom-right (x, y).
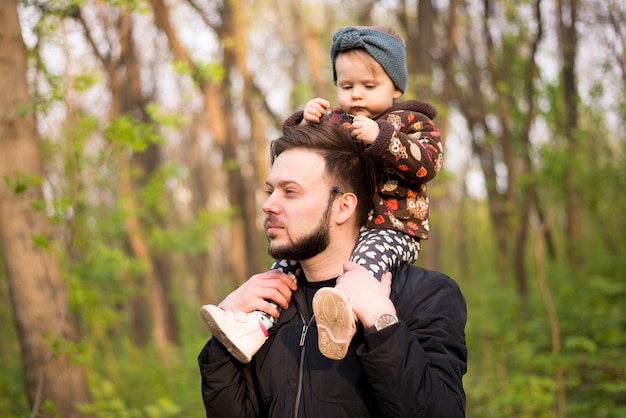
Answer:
top-left (392, 264), bottom-right (456, 286)
top-left (391, 265), bottom-right (467, 328)
top-left (392, 264), bottom-right (465, 312)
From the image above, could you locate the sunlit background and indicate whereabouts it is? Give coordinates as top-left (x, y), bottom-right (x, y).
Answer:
top-left (1, 0), bottom-right (625, 417)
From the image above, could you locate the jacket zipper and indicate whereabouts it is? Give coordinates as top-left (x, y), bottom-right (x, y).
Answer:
top-left (294, 312), bottom-right (315, 418)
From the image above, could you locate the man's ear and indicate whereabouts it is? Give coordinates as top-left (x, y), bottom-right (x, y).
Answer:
top-left (334, 192), bottom-right (358, 225)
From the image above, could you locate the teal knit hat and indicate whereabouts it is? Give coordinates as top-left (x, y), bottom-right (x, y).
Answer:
top-left (330, 26), bottom-right (408, 93)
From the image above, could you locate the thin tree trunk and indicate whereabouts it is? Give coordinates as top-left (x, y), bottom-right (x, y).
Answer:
top-left (482, 0), bottom-right (523, 292)
top-left (0, 3), bottom-right (93, 416)
top-left (403, 0), bottom-right (436, 97)
top-left (225, 0), bottom-right (269, 276)
top-left (183, 113), bottom-right (219, 303)
top-left (406, 0), bottom-right (441, 270)
top-left (300, 23), bottom-right (330, 100)
top-left (119, 157), bottom-right (171, 349)
top-left (534, 223), bottom-right (566, 416)
top-left (440, 0), bottom-right (511, 286)
top-left (151, 0), bottom-right (259, 285)
top-left (557, 0), bottom-right (581, 264)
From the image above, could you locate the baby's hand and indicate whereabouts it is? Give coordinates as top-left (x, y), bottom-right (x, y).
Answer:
top-left (303, 98), bottom-right (330, 124)
top-left (350, 115), bottom-right (379, 145)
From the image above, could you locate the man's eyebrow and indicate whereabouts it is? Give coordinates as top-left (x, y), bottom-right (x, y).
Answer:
top-left (265, 180), bottom-right (302, 189)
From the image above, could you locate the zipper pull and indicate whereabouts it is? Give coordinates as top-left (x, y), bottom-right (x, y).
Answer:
top-left (299, 324), bottom-right (308, 346)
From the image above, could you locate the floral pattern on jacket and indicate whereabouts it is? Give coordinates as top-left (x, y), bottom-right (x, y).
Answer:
top-left (283, 100), bottom-right (443, 240)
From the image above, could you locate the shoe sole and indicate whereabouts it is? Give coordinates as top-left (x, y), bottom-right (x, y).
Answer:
top-left (312, 288), bottom-right (357, 360)
top-left (200, 306), bottom-right (253, 364)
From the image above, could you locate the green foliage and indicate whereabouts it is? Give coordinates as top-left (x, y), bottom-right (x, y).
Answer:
top-left (463, 262), bottom-right (626, 417)
top-left (0, 295), bottom-right (29, 417)
top-left (150, 207), bottom-right (232, 254)
top-left (72, 70), bottom-right (102, 93)
top-left (102, 0), bottom-right (151, 14)
top-left (145, 104), bottom-right (187, 130)
top-left (440, 177), bottom-right (626, 418)
top-left (128, 161), bottom-right (233, 254)
top-left (197, 61), bottom-right (226, 85)
top-left (170, 58), bottom-right (225, 85)
top-left (71, 318), bottom-right (209, 417)
top-left (78, 379), bottom-right (182, 418)
top-left (104, 114), bottom-right (164, 152)
top-left (3, 171), bottom-right (42, 195)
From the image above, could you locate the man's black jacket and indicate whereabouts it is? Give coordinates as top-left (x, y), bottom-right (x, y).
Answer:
top-left (198, 264), bottom-right (467, 417)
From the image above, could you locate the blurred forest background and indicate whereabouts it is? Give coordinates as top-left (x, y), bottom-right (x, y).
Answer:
top-left (1, 0), bottom-right (625, 417)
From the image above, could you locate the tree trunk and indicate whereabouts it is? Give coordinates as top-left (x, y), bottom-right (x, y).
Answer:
top-left (557, 0), bottom-right (581, 264)
top-left (223, 0), bottom-right (270, 277)
top-left (406, 0), bottom-right (441, 270)
top-left (300, 23), bottom-right (330, 100)
top-left (0, 2), bottom-right (93, 416)
top-left (151, 0), bottom-right (261, 285)
top-left (403, 0), bottom-right (436, 97)
top-left (81, 8), bottom-right (180, 349)
top-left (120, 11), bottom-right (180, 347)
top-left (182, 113), bottom-right (220, 303)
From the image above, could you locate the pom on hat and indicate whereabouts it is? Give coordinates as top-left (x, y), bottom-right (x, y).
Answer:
top-left (330, 26), bottom-right (408, 93)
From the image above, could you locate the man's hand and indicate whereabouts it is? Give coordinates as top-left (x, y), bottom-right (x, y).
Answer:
top-left (335, 261), bottom-right (395, 328)
top-left (303, 98), bottom-right (330, 124)
top-left (218, 270), bottom-right (298, 319)
top-left (350, 115), bottom-right (379, 145)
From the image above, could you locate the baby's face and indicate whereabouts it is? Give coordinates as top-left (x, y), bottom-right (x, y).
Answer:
top-left (335, 50), bottom-right (401, 119)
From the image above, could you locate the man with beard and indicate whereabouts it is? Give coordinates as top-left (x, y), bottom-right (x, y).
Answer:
top-left (198, 122), bottom-right (467, 417)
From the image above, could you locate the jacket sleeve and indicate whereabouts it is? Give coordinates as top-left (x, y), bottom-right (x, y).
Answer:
top-left (198, 339), bottom-right (265, 418)
top-left (359, 267), bottom-right (467, 417)
top-left (366, 109), bottom-right (443, 185)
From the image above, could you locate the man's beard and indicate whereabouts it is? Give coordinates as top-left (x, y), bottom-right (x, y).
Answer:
top-left (267, 196), bottom-right (333, 261)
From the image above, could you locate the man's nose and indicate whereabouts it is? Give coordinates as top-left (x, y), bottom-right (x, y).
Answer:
top-left (262, 193), bottom-right (279, 214)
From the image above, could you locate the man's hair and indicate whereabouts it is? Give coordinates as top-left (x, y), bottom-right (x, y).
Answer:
top-left (270, 122), bottom-right (377, 226)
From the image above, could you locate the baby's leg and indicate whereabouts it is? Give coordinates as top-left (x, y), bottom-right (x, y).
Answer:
top-left (313, 229), bottom-right (419, 360)
top-left (200, 261), bottom-right (299, 364)
top-left (257, 260), bottom-right (302, 328)
top-left (351, 228), bottom-right (420, 280)
top-left (271, 259), bottom-right (303, 279)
